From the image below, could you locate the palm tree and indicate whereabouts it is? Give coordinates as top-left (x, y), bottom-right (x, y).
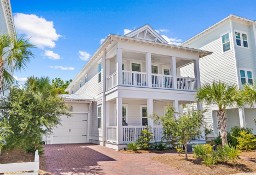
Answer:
top-left (197, 81), bottom-right (242, 145)
top-left (0, 34), bottom-right (34, 92)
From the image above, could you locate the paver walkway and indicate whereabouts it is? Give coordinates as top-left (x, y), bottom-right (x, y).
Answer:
top-left (42, 144), bottom-right (186, 175)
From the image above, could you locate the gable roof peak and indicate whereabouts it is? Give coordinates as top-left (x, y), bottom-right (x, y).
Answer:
top-left (125, 24), bottom-right (168, 44)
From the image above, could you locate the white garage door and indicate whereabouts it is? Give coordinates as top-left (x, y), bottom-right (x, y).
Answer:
top-left (50, 113), bottom-right (88, 144)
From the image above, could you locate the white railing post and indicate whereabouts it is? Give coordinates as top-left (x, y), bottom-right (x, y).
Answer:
top-left (172, 56), bottom-right (177, 89)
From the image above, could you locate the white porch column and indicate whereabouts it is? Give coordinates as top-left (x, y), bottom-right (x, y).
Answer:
top-left (172, 56), bottom-right (177, 89)
top-left (238, 108), bottom-right (246, 128)
top-left (116, 48), bottom-right (123, 86)
top-left (102, 50), bottom-right (107, 145)
top-left (106, 58), bottom-right (110, 90)
top-left (194, 58), bottom-right (201, 89)
top-left (173, 100), bottom-right (179, 118)
top-left (116, 97), bottom-right (123, 144)
top-left (147, 98), bottom-right (154, 127)
top-left (146, 52), bottom-right (152, 87)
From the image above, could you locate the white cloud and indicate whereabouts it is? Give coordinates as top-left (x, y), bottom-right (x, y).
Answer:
top-left (79, 51), bottom-right (90, 61)
top-left (14, 13), bottom-right (61, 49)
top-left (124, 29), bottom-right (131, 35)
top-left (158, 29), bottom-right (169, 33)
top-left (49, 66), bottom-right (75, 71)
top-left (44, 50), bottom-right (60, 60)
top-left (161, 35), bottom-right (182, 45)
top-left (14, 75), bottom-right (27, 82)
top-left (100, 38), bottom-right (105, 44)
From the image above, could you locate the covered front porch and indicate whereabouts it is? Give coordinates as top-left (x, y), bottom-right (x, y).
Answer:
top-left (105, 98), bottom-right (194, 146)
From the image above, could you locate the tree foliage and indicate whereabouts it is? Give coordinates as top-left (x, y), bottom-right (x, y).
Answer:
top-left (197, 81), bottom-right (242, 146)
top-left (159, 106), bottom-right (204, 160)
top-left (0, 77), bottom-right (69, 153)
top-left (0, 34), bottom-right (34, 92)
top-left (52, 78), bottom-right (71, 94)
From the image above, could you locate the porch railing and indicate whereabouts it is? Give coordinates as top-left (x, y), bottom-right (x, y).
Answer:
top-left (122, 126), bottom-right (163, 144)
top-left (177, 77), bottom-right (196, 90)
top-left (122, 71), bottom-right (147, 87)
top-left (106, 72), bottom-right (117, 90)
top-left (106, 126), bottom-right (117, 142)
top-left (152, 74), bottom-right (173, 89)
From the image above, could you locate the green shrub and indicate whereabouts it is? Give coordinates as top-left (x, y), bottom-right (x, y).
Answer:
top-left (136, 127), bottom-right (153, 150)
top-left (228, 126), bottom-right (253, 147)
top-left (127, 142), bottom-right (138, 151)
top-left (214, 136), bottom-right (222, 145)
top-left (193, 144), bottom-right (213, 159)
top-left (151, 141), bottom-right (168, 151)
top-left (193, 144), bottom-right (240, 166)
top-left (237, 131), bottom-right (256, 151)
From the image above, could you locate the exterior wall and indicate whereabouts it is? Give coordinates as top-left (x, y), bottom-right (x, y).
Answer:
top-left (182, 22), bottom-right (238, 86)
top-left (244, 108), bottom-right (256, 134)
top-left (89, 101), bottom-right (101, 144)
top-left (0, 3), bottom-right (8, 35)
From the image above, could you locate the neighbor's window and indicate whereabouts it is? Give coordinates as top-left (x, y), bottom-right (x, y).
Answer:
top-left (222, 33), bottom-right (230, 52)
top-left (235, 32), bottom-right (241, 46)
top-left (240, 70), bottom-right (253, 85)
top-left (242, 33), bottom-right (248, 47)
top-left (235, 32), bottom-right (248, 48)
top-left (98, 63), bottom-right (102, 83)
top-left (97, 106), bottom-right (102, 128)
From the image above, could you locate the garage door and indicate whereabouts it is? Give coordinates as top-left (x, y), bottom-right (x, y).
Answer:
top-left (50, 113), bottom-right (88, 144)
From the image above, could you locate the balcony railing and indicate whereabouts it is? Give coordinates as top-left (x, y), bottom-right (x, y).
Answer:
top-left (152, 74), bottom-right (173, 88)
top-left (106, 71), bottom-right (197, 91)
top-left (107, 72), bottom-right (117, 90)
top-left (122, 71), bottom-right (147, 87)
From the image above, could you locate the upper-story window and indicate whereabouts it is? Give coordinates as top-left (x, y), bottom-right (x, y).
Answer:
top-left (235, 32), bottom-right (248, 48)
top-left (98, 63), bottom-right (102, 83)
top-left (222, 33), bottom-right (230, 52)
top-left (132, 63), bottom-right (141, 72)
top-left (240, 69), bottom-right (253, 85)
top-left (152, 65), bottom-right (158, 74)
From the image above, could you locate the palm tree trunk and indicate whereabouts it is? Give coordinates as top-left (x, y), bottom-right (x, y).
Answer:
top-left (217, 110), bottom-right (228, 146)
top-left (0, 60), bottom-right (4, 92)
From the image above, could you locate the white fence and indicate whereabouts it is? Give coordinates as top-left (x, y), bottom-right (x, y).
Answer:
top-left (177, 77), bottom-right (196, 90)
top-left (0, 150), bottom-right (39, 175)
top-left (152, 74), bottom-right (173, 88)
top-left (122, 71), bottom-right (147, 87)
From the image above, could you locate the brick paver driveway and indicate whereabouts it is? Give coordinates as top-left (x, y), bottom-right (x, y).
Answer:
top-left (42, 144), bottom-right (186, 175)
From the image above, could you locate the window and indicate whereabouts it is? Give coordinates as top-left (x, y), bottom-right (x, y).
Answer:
top-left (97, 106), bottom-right (102, 128)
top-left (222, 33), bottom-right (230, 52)
top-left (122, 63), bottom-right (124, 70)
top-left (163, 69), bottom-right (170, 75)
top-left (242, 34), bottom-right (248, 47)
top-left (235, 32), bottom-right (241, 46)
top-left (235, 32), bottom-right (248, 48)
top-left (132, 63), bottom-right (141, 72)
top-left (240, 70), bottom-right (253, 85)
top-left (152, 65), bottom-right (158, 74)
top-left (122, 105), bottom-right (127, 126)
top-left (98, 63), bottom-right (102, 83)
top-left (141, 106), bottom-right (148, 126)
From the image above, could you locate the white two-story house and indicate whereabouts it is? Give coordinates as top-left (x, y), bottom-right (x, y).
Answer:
top-left (0, 0), bottom-right (15, 97)
top-left (182, 15), bottom-right (256, 135)
top-left (46, 25), bottom-right (211, 150)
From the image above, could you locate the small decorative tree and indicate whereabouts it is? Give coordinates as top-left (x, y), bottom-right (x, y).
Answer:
top-left (160, 106), bottom-right (204, 160)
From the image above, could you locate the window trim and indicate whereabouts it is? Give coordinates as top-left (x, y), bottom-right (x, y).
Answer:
top-left (234, 30), bottom-right (249, 48)
top-left (97, 105), bottom-right (102, 129)
top-left (221, 32), bottom-right (231, 53)
top-left (239, 68), bottom-right (253, 85)
top-left (140, 105), bottom-right (148, 126)
top-left (131, 62), bottom-right (141, 72)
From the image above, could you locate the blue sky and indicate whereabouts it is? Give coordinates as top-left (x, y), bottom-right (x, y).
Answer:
top-left (11, 0), bottom-right (256, 82)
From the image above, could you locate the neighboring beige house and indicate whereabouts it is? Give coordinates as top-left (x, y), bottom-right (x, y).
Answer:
top-left (182, 15), bottom-right (256, 135)
top-left (46, 25), bottom-right (211, 150)
top-left (0, 0), bottom-right (15, 97)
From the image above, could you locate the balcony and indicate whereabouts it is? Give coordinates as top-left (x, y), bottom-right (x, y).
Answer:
top-left (106, 71), bottom-right (197, 91)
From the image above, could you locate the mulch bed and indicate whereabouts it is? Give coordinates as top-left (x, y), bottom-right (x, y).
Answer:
top-left (0, 149), bottom-right (34, 164)
top-left (152, 151), bottom-right (256, 175)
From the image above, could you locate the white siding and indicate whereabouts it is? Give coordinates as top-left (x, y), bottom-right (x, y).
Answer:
top-left (244, 108), bottom-right (256, 134)
top-left (89, 102), bottom-right (102, 143)
top-left (182, 22), bottom-right (238, 86)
